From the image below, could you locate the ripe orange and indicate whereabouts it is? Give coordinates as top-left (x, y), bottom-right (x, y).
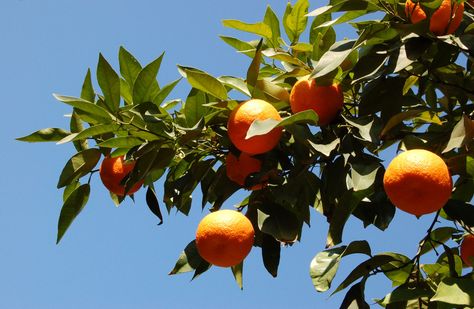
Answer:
top-left (99, 155), bottom-right (143, 196)
top-left (225, 152), bottom-right (267, 190)
top-left (405, 0), bottom-right (464, 36)
top-left (460, 234), bottom-right (474, 267)
top-left (227, 99), bottom-right (283, 155)
top-left (383, 149), bottom-right (452, 216)
top-left (289, 79), bottom-right (343, 126)
top-left (195, 209), bottom-right (255, 267)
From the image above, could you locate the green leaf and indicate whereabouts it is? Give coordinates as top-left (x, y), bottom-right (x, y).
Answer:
top-left (443, 115), bottom-right (474, 153)
top-left (66, 124), bottom-right (121, 143)
top-left (332, 253), bottom-right (402, 295)
top-left (98, 136), bottom-right (144, 148)
top-left (246, 110), bottom-right (318, 139)
top-left (327, 189), bottom-right (369, 247)
top-left (219, 36), bottom-right (256, 57)
top-left (283, 0), bottom-right (309, 44)
top-left (379, 284), bottom-right (434, 306)
top-left (350, 163), bottom-right (380, 192)
top-left (247, 39), bottom-right (263, 93)
top-left (56, 184), bottom-right (90, 244)
top-left (257, 206), bottom-right (301, 243)
top-left (133, 53), bottom-right (164, 105)
top-left (53, 94), bottom-right (113, 122)
top-left (312, 39), bottom-right (356, 79)
top-left (222, 20), bottom-right (272, 40)
top-left (97, 53), bottom-right (121, 112)
top-left (419, 227), bottom-right (459, 256)
top-left (16, 128), bottom-right (70, 143)
top-left (231, 262), bottom-right (243, 290)
top-left (262, 233), bottom-right (280, 278)
top-left (263, 5), bottom-right (281, 47)
top-left (153, 78), bottom-right (181, 106)
top-left (119, 46), bottom-right (142, 89)
top-left (169, 240), bottom-right (211, 276)
top-left (310, 240), bottom-right (371, 292)
top-left (443, 200), bottom-right (474, 227)
top-left (80, 68), bottom-right (95, 103)
top-left (57, 149), bottom-right (101, 188)
top-left (178, 66), bottom-right (227, 101)
top-left (340, 281), bottom-right (370, 309)
top-left (219, 76), bottom-right (251, 96)
top-left (309, 138), bottom-right (340, 157)
top-left (380, 109), bottom-right (426, 138)
top-left (431, 278), bottom-right (474, 306)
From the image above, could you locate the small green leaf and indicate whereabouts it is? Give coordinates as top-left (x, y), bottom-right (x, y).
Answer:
top-left (56, 184), bottom-right (90, 244)
top-left (231, 262), bottom-right (243, 290)
top-left (310, 240), bottom-right (371, 292)
top-left (219, 36), bottom-right (256, 57)
top-left (222, 20), bottom-right (272, 40)
top-left (431, 278), bottom-right (474, 306)
top-left (53, 94), bottom-right (113, 122)
top-left (283, 0), bottom-right (309, 44)
top-left (178, 66), bottom-right (228, 101)
top-left (67, 124), bottom-right (121, 143)
top-left (246, 110), bottom-right (318, 139)
top-left (350, 163), bottom-right (380, 192)
top-left (98, 136), bottom-right (144, 148)
top-left (16, 128), bottom-right (70, 143)
top-left (247, 39), bottom-right (263, 93)
top-left (420, 227), bottom-right (459, 256)
top-left (443, 115), bottom-right (474, 153)
top-left (57, 149), bottom-right (101, 188)
top-left (153, 78), bottom-right (181, 106)
top-left (119, 46), bottom-right (142, 89)
top-left (263, 6), bottom-right (281, 47)
top-left (133, 53), bottom-right (164, 105)
top-left (312, 39), bottom-right (356, 79)
top-left (169, 240), bottom-right (211, 276)
top-left (97, 53), bottom-right (121, 112)
top-left (309, 138), bottom-right (340, 157)
top-left (80, 68), bottom-right (95, 103)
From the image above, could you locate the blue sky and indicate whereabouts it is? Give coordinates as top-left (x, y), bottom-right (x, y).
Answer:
top-left (1, 1), bottom-right (442, 308)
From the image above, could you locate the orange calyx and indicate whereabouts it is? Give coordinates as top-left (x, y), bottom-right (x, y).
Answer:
top-left (99, 155), bottom-right (143, 196)
top-left (289, 79), bottom-right (343, 126)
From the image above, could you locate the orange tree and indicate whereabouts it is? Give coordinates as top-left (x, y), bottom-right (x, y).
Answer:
top-left (17, 0), bottom-right (474, 307)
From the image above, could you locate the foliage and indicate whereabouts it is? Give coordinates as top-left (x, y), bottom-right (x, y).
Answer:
top-left (17, 0), bottom-right (474, 307)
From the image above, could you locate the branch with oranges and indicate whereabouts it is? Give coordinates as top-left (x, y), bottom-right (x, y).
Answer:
top-left (18, 0), bottom-right (474, 307)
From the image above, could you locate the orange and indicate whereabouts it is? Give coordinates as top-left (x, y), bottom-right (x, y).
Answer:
top-left (195, 209), bottom-right (255, 267)
top-left (99, 155), bottom-right (143, 196)
top-left (460, 234), bottom-right (474, 267)
top-left (289, 79), bottom-right (343, 126)
top-left (383, 149), bottom-right (452, 216)
top-left (227, 99), bottom-right (282, 155)
top-left (225, 152), bottom-right (267, 190)
top-left (405, 0), bottom-right (464, 36)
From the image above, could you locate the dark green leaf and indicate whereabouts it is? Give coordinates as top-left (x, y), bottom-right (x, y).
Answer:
top-left (133, 53), bottom-right (164, 105)
top-left (340, 281), bottom-right (370, 309)
top-left (262, 233), bottom-right (280, 278)
top-left (16, 128), bottom-right (70, 143)
top-left (312, 39), bottom-right (356, 79)
top-left (169, 240), bottom-right (211, 275)
top-left (246, 39), bottom-right (263, 92)
top-left (97, 53), bottom-right (121, 112)
top-left (443, 200), bottom-right (474, 227)
top-left (56, 184), bottom-right (90, 244)
top-left (443, 115), bottom-right (474, 153)
top-left (57, 149), bottom-right (101, 188)
top-left (66, 124), bottom-right (121, 143)
top-left (146, 186), bottom-right (163, 225)
top-left (420, 227), bottom-right (459, 256)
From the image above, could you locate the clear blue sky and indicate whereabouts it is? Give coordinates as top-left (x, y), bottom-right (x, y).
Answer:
top-left (1, 1), bottom-right (440, 308)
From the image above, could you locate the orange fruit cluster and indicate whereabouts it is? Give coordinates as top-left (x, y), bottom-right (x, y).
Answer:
top-left (460, 234), bottom-right (474, 267)
top-left (225, 152), bottom-right (267, 190)
top-left (195, 209), bottom-right (255, 267)
top-left (289, 79), bottom-right (343, 126)
top-left (383, 149), bottom-right (452, 216)
top-left (99, 155), bottom-right (143, 196)
top-left (405, 0), bottom-right (464, 36)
